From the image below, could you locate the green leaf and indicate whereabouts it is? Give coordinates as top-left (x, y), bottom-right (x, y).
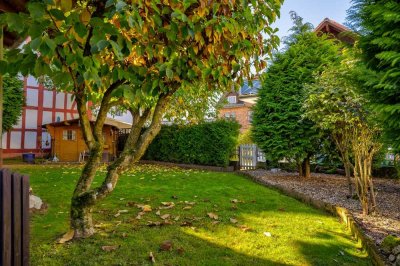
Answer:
top-left (30, 38), bottom-right (42, 50)
top-left (0, 60), bottom-right (8, 74)
top-left (166, 68), bottom-right (173, 79)
top-left (28, 2), bottom-right (45, 19)
top-left (74, 22), bottom-right (87, 38)
top-left (49, 9), bottom-right (65, 20)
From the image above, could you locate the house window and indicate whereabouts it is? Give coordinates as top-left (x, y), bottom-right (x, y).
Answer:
top-left (248, 111), bottom-right (253, 122)
top-left (62, 130), bottom-right (76, 141)
top-left (227, 96), bottom-right (237, 104)
top-left (224, 112), bottom-right (236, 120)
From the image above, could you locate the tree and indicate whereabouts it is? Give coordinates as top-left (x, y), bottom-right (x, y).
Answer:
top-left (252, 12), bottom-right (340, 178)
top-left (346, 0), bottom-right (400, 150)
top-left (303, 49), bottom-right (381, 214)
top-left (1, 0), bottom-right (283, 238)
top-left (2, 75), bottom-right (24, 132)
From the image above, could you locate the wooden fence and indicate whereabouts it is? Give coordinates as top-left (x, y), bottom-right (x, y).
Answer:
top-left (0, 169), bottom-right (30, 266)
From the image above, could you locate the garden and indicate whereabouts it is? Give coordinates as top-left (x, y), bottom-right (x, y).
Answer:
top-left (0, 0), bottom-right (399, 265)
top-left (17, 164), bottom-right (370, 265)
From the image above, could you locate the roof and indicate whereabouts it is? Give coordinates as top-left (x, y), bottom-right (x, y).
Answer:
top-left (0, 0), bottom-right (30, 48)
top-left (240, 80), bottom-right (261, 96)
top-left (42, 117), bottom-right (132, 130)
top-left (314, 18), bottom-right (355, 44)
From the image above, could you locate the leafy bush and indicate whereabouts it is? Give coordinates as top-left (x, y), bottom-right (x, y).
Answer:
top-left (144, 120), bottom-right (240, 167)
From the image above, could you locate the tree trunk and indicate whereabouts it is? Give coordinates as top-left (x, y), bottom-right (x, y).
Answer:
top-left (301, 156), bottom-right (311, 178)
top-left (344, 160), bottom-right (353, 197)
top-left (69, 92), bottom-right (172, 238)
top-left (70, 197), bottom-right (94, 238)
top-left (298, 161), bottom-right (303, 178)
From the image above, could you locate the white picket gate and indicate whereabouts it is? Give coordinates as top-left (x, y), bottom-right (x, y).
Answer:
top-left (239, 144), bottom-right (266, 170)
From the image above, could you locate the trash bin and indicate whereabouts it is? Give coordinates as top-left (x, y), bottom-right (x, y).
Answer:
top-left (22, 153), bottom-right (35, 164)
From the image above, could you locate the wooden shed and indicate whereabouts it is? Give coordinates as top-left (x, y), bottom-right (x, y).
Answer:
top-left (43, 117), bottom-right (131, 162)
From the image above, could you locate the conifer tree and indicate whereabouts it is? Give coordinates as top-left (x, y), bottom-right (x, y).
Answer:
top-left (252, 13), bottom-right (340, 177)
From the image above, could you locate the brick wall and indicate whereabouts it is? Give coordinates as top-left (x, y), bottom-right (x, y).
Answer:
top-left (218, 104), bottom-right (253, 132)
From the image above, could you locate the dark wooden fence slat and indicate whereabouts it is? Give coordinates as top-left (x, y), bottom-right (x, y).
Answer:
top-left (21, 175), bottom-right (30, 266)
top-left (12, 172), bottom-right (22, 266)
top-left (1, 169), bottom-right (12, 266)
top-left (0, 169), bottom-right (30, 266)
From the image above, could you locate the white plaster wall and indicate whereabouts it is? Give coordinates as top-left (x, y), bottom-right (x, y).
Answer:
top-left (26, 76), bottom-right (38, 87)
top-left (43, 90), bottom-right (53, 108)
top-left (24, 132), bottom-right (37, 149)
top-left (26, 88), bottom-right (38, 106)
top-left (25, 110), bottom-right (38, 129)
top-left (10, 132), bottom-right (22, 149)
top-left (55, 92), bottom-right (65, 109)
top-left (42, 111), bottom-right (53, 125)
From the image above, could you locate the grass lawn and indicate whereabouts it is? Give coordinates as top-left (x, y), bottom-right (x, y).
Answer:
top-left (13, 164), bottom-right (371, 266)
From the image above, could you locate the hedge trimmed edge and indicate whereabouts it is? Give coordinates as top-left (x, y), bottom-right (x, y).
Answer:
top-left (144, 120), bottom-right (240, 167)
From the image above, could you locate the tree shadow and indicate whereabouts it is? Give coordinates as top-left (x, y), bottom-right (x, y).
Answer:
top-left (294, 230), bottom-right (372, 266)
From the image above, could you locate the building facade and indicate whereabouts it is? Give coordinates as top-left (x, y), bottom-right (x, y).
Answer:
top-left (2, 76), bottom-right (79, 158)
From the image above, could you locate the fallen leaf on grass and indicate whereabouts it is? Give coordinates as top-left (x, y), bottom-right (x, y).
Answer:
top-left (160, 214), bottom-right (170, 220)
top-left (177, 247), bottom-right (185, 255)
top-left (147, 221), bottom-right (161, 227)
top-left (211, 221), bottom-right (220, 225)
top-left (180, 221), bottom-right (193, 227)
top-left (230, 218), bottom-right (238, 224)
top-left (101, 245), bottom-right (119, 252)
top-left (136, 211), bottom-right (145, 220)
top-left (174, 216), bottom-right (180, 221)
top-left (231, 199), bottom-right (239, 203)
top-left (58, 230), bottom-right (74, 244)
top-left (149, 252), bottom-right (156, 263)
top-left (184, 201), bottom-right (196, 205)
top-left (155, 210), bottom-right (161, 216)
top-left (160, 240), bottom-right (173, 251)
top-left (182, 206), bottom-right (192, 210)
top-left (142, 205), bottom-right (152, 212)
top-left (207, 212), bottom-right (219, 220)
top-left (238, 225), bottom-right (252, 232)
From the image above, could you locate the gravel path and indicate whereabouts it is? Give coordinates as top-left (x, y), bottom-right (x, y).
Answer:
top-left (245, 170), bottom-right (400, 247)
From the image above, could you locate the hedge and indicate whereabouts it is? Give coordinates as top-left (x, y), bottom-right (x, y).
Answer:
top-left (144, 120), bottom-right (240, 167)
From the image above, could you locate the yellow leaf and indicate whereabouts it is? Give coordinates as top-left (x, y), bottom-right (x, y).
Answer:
top-left (58, 230), bottom-right (74, 244)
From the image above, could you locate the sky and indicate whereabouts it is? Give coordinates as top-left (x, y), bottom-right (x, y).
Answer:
top-left (273, 0), bottom-right (353, 40)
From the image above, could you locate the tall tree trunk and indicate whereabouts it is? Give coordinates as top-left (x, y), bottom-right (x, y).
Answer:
top-left (302, 155), bottom-right (311, 178)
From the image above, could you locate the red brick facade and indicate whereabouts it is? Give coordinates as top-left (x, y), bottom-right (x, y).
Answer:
top-left (218, 92), bottom-right (253, 132)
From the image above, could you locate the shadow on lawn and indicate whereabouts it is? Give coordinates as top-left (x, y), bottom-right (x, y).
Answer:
top-left (295, 231), bottom-right (371, 266)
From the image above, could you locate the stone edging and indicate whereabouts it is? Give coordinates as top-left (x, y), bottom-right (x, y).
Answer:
top-left (237, 171), bottom-right (388, 266)
top-left (139, 160), bottom-right (234, 172)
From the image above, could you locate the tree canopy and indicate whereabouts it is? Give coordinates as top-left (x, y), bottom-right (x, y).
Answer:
top-left (252, 13), bottom-right (341, 177)
top-left (346, 0), bottom-right (400, 150)
top-left (3, 75), bottom-right (24, 132)
top-left (1, 0), bottom-right (283, 238)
